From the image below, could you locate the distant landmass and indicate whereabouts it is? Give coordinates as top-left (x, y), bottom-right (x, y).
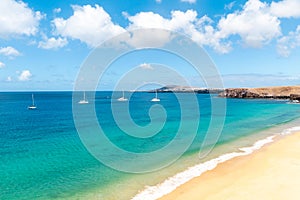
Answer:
top-left (218, 86), bottom-right (300, 102)
top-left (150, 85), bottom-right (300, 102)
top-left (149, 85), bottom-right (223, 94)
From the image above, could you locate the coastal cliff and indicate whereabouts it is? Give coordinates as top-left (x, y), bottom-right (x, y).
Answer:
top-left (219, 86), bottom-right (300, 101)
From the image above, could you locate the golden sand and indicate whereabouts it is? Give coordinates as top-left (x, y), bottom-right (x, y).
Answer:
top-left (160, 132), bottom-right (300, 200)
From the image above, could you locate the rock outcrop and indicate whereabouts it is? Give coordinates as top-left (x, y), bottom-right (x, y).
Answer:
top-left (219, 86), bottom-right (300, 102)
top-left (290, 94), bottom-right (300, 102)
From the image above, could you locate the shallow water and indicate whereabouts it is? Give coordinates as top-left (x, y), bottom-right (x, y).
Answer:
top-left (0, 92), bottom-right (300, 199)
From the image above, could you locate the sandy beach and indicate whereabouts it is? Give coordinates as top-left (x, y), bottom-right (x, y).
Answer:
top-left (160, 132), bottom-right (300, 200)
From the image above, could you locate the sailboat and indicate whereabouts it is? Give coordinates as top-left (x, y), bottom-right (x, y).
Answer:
top-left (78, 91), bottom-right (89, 104)
top-left (28, 94), bottom-right (37, 110)
top-left (117, 90), bottom-right (128, 102)
top-left (151, 90), bottom-right (160, 102)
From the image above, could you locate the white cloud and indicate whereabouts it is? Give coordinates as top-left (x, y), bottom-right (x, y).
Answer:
top-left (53, 8), bottom-right (61, 14)
top-left (155, 0), bottom-right (162, 3)
top-left (50, 1), bottom-right (300, 55)
top-left (0, 62), bottom-right (5, 68)
top-left (6, 76), bottom-right (12, 81)
top-left (0, 0), bottom-right (43, 38)
top-left (38, 37), bottom-right (68, 49)
top-left (277, 25), bottom-right (300, 57)
top-left (18, 70), bottom-right (32, 81)
top-left (180, 0), bottom-right (196, 4)
top-left (117, 29), bottom-right (174, 48)
top-left (217, 0), bottom-right (281, 48)
top-left (127, 11), bottom-right (169, 29)
top-left (0, 46), bottom-right (21, 57)
top-left (270, 0), bottom-right (300, 18)
top-left (52, 5), bottom-right (125, 47)
top-left (139, 63), bottom-right (154, 70)
top-left (127, 10), bottom-right (231, 53)
top-left (125, 11), bottom-right (182, 48)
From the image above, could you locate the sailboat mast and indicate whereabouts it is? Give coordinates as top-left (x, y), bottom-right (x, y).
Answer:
top-left (84, 91), bottom-right (86, 101)
top-left (32, 94), bottom-right (35, 106)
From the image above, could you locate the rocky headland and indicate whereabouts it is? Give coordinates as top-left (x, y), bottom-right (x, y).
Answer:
top-left (218, 86), bottom-right (300, 102)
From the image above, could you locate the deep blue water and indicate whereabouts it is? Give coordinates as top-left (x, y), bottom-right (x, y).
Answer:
top-left (1, 92), bottom-right (300, 199)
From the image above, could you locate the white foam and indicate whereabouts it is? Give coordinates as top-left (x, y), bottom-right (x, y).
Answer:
top-left (280, 126), bottom-right (300, 135)
top-left (131, 135), bottom-right (276, 200)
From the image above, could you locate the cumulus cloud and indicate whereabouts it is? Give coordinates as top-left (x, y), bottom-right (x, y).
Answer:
top-left (52, 5), bottom-right (125, 47)
top-left (127, 10), bottom-right (231, 53)
top-left (50, 1), bottom-right (300, 55)
top-left (18, 70), bottom-right (32, 81)
top-left (127, 11), bottom-right (168, 29)
top-left (0, 46), bottom-right (21, 58)
top-left (180, 0), bottom-right (196, 4)
top-left (217, 0), bottom-right (281, 48)
top-left (0, 62), bottom-right (5, 68)
top-left (277, 25), bottom-right (300, 57)
top-left (270, 0), bottom-right (300, 18)
top-left (38, 37), bottom-right (68, 49)
top-left (0, 0), bottom-right (43, 38)
top-left (139, 63), bottom-right (154, 70)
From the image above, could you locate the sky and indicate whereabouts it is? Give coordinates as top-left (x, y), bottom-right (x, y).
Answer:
top-left (0, 0), bottom-right (300, 91)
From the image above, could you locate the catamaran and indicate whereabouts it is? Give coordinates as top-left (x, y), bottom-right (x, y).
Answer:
top-left (28, 94), bottom-right (37, 110)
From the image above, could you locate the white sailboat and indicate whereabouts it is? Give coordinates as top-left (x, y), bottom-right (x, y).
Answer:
top-left (28, 94), bottom-right (37, 110)
top-left (117, 90), bottom-right (128, 102)
top-left (78, 91), bottom-right (89, 104)
top-left (151, 90), bottom-right (160, 102)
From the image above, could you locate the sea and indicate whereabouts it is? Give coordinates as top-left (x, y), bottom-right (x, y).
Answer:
top-left (1, 91), bottom-right (300, 200)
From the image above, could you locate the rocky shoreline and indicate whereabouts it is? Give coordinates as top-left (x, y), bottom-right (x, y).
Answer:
top-left (218, 86), bottom-right (300, 102)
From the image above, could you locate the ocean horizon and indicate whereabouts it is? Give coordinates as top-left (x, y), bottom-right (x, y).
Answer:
top-left (1, 91), bottom-right (300, 199)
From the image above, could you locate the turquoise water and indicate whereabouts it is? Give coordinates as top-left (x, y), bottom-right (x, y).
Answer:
top-left (1, 92), bottom-right (300, 199)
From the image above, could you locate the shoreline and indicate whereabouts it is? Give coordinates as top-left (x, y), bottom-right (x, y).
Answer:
top-left (158, 131), bottom-right (300, 200)
top-left (50, 112), bottom-right (300, 200)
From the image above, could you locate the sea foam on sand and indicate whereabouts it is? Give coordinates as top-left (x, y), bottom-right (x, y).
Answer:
top-left (132, 132), bottom-right (289, 200)
top-left (281, 126), bottom-right (300, 135)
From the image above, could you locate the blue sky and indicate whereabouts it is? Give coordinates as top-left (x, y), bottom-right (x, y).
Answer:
top-left (0, 0), bottom-right (300, 91)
